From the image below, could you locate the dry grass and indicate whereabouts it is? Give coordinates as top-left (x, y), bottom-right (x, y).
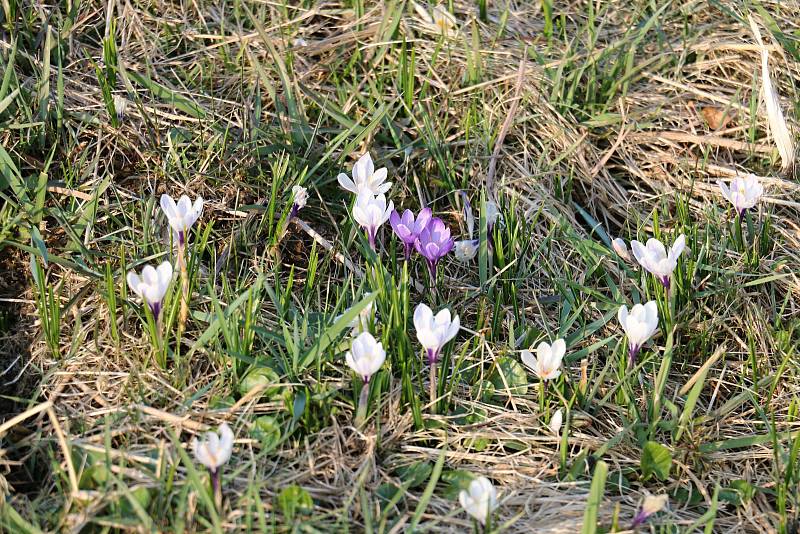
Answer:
top-left (1, 0), bottom-right (800, 532)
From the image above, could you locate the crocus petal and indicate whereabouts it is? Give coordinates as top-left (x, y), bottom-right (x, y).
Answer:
top-left (416, 207), bottom-right (433, 233)
top-left (669, 234), bottom-right (686, 262)
top-left (337, 173), bottom-right (357, 193)
top-left (160, 194), bottom-right (178, 219)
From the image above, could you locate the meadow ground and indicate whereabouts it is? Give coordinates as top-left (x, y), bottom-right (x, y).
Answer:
top-left (1, 0), bottom-right (800, 532)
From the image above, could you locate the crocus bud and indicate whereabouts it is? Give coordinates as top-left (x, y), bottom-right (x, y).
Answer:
top-left (345, 332), bottom-right (386, 384)
top-left (631, 494), bottom-right (668, 527)
top-left (290, 185), bottom-right (308, 219)
top-left (413, 303), bottom-right (459, 365)
top-left (459, 477), bottom-right (498, 526)
top-left (612, 238), bottom-right (632, 262)
top-left (126, 261), bottom-right (173, 320)
top-left (454, 239), bottom-right (478, 261)
top-left (549, 409), bottom-right (563, 435)
top-left (352, 192), bottom-right (393, 249)
top-left (618, 301), bottom-right (659, 364)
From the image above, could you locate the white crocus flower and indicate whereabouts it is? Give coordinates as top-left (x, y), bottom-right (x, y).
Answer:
top-left (292, 185), bottom-right (308, 210)
top-left (612, 237), bottom-right (632, 262)
top-left (352, 192), bottom-right (393, 249)
top-left (717, 175), bottom-right (763, 217)
top-left (632, 494), bottom-right (669, 527)
top-left (521, 338), bottom-right (565, 381)
top-left (192, 423), bottom-right (234, 473)
top-left (413, 303), bottom-right (460, 365)
top-left (459, 477), bottom-right (498, 526)
top-left (112, 95), bottom-right (127, 122)
top-left (345, 332), bottom-right (386, 383)
top-left (618, 301), bottom-right (659, 364)
top-left (454, 239), bottom-right (478, 261)
top-left (432, 5), bottom-right (457, 35)
top-left (290, 185), bottom-right (308, 219)
top-left (549, 409), bottom-right (563, 435)
top-left (160, 194), bottom-right (204, 245)
top-left (126, 261), bottom-right (173, 319)
top-left (630, 234), bottom-right (686, 289)
top-left (337, 153), bottom-right (392, 196)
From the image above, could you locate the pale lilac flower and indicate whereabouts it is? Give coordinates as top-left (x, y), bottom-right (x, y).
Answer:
top-left (631, 234), bottom-right (686, 290)
top-left (160, 194), bottom-right (203, 246)
top-left (389, 207), bottom-right (432, 259)
top-left (454, 239), bottom-right (479, 261)
top-left (521, 339), bottom-right (565, 381)
top-left (414, 217), bottom-right (454, 281)
top-left (618, 301), bottom-right (659, 364)
top-left (459, 477), bottom-right (498, 526)
top-left (413, 303), bottom-right (459, 365)
top-left (126, 261), bottom-right (173, 320)
top-left (717, 175), bottom-right (763, 218)
top-left (352, 192), bottom-right (393, 249)
top-left (337, 153), bottom-right (392, 196)
top-left (345, 332), bottom-right (386, 383)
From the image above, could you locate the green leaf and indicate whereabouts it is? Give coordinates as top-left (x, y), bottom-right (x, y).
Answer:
top-left (440, 469), bottom-right (475, 500)
top-left (641, 441), bottom-right (672, 481)
top-left (395, 462), bottom-right (432, 489)
top-left (581, 460), bottom-right (608, 534)
top-left (277, 485), bottom-right (313, 521)
top-left (409, 447), bottom-right (446, 530)
top-left (718, 480), bottom-right (755, 506)
top-left (251, 416), bottom-right (282, 452)
top-left (299, 292), bottom-right (377, 370)
top-left (238, 367), bottom-right (282, 399)
top-left (489, 356), bottom-right (528, 396)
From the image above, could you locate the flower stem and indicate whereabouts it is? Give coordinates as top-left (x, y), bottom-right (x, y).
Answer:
top-left (355, 380), bottom-right (370, 427)
top-left (539, 379), bottom-right (546, 414)
top-left (429, 362), bottom-right (437, 414)
top-left (735, 211), bottom-right (746, 251)
top-left (629, 345), bottom-right (639, 367)
top-left (155, 313), bottom-right (164, 358)
top-left (177, 243), bottom-right (189, 338)
top-left (210, 468), bottom-right (222, 511)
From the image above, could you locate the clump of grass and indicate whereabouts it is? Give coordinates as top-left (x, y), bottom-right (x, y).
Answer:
top-left (1, 2), bottom-right (800, 533)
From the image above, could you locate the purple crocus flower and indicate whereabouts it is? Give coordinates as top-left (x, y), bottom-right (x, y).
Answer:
top-left (414, 217), bottom-right (454, 282)
top-left (390, 208), bottom-right (432, 259)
